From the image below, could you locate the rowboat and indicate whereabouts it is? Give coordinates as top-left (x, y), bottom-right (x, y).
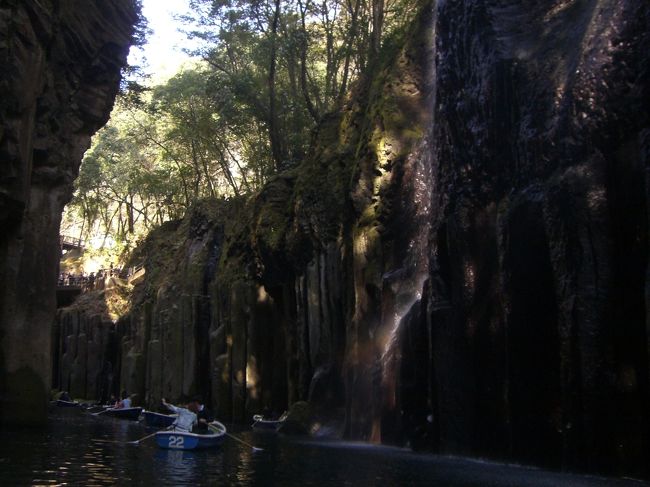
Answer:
top-left (142, 410), bottom-right (177, 428)
top-left (155, 421), bottom-right (226, 450)
top-left (85, 404), bottom-right (113, 413)
top-left (103, 407), bottom-right (143, 420)
top-left (252, 413), bottom-right (286, 432)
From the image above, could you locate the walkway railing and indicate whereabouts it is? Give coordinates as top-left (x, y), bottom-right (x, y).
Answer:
top-left (60, 235), bottom-right (85, 250)
top-left (128, 264), bottom-right (145, 284)
top-left (57, 265), bottom-right (143, 294)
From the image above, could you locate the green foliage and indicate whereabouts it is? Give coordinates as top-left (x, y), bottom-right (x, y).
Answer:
top-left (65, 0), bottom-right (418, 264)
top-left (120, 0), bottom-right (152, 93)
top-left (183, 0), bottom-right (417, 170)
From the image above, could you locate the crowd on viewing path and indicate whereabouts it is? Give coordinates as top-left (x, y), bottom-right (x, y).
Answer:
top-left (58, 265), bottom-right (125, 292)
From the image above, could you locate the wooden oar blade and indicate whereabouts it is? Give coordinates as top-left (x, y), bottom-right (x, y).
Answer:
top-left (224, 431), bottom-right (263, 451)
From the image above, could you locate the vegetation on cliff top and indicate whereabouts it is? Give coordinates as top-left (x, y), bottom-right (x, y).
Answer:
top-left (114, 2), bottom-right (431, 295)
top-left (64, 279), bottom-right (133, 322)
top-left (61, 0), bottom-right (421, 267)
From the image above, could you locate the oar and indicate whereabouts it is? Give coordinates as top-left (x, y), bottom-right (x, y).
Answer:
top-left (126, 430), bottom-right (159, 445)
top-left (127, 425), bottom-right (173, 445)
top-left (83, 404), bottom-right (102, 411)
top-left (224, 431), bottom-right (263, 452)
top-left (93, 426), bottom-right (172, 446)
top-left (208, 420), bottom-right (262, 452)
top-left (91, 407), bottom-right (114, 416)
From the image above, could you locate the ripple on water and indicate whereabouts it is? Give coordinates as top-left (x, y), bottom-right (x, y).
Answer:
top-left (0, 411), bottom-right (645, 486)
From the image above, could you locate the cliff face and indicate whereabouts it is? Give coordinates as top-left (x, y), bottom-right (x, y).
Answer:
top-left (0, 0), bottom-right (138, 426)
top-left (429, 0), bottom-right (649, 474)
top-left (56, 0), bottom-right (649, 478)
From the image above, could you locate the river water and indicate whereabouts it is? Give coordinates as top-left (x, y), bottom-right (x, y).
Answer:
top-left (0, 409), bottom-right (646, 486)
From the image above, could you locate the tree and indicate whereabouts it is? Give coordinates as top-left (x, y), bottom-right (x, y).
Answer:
top-left (64, 0), bottom-right (421, 254)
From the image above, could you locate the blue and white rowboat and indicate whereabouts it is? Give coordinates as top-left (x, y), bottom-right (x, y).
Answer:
top-left (155, 421), bottom-right (226, 450)
top-left (103, 407), bottom-right (143, 420)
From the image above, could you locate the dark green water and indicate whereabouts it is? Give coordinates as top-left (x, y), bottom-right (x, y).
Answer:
top-left (0, 409), bottom-right (647, 486)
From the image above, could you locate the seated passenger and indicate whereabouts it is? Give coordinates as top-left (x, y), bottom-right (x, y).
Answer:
top-left (114, 391), bottom-right (132, 409)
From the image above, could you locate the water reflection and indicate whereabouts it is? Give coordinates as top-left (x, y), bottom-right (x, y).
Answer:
top-left (0, 410), bottom-right (644, 486)
top-left (234, 446), bottom-right (253, 483)
top-left (155, 450), bottom-right (203, 485)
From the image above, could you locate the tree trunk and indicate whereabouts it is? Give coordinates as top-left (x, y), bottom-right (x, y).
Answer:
top-left (297, 0), bottom-right (319, 122)
top-left (370, 0), bottom-right (384, 58)
top-left (338, 0), bottom-right (361, 105)
top-left (127, 194), bottom-right (135, 234)
top-left (268, 0), bottom-right (284, 170)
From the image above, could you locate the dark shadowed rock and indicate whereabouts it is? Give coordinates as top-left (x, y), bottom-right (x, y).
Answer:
top-left (278, 401), bottom-right (311, 435)
top-left (0, 0), bottom-right (138, 425)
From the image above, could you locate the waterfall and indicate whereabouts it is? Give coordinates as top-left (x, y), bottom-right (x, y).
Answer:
top-left (375, 3), bottom-right (438, 437)
top-left (380, 137), bottom-right (434, 405)
top-left (380, 156), bottom-right (432, 355)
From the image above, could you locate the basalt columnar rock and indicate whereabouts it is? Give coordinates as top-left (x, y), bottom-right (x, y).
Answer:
top-left (427, 1), bottom-right (649, 476)
top-left (54, 0), bottom-right (649, 479)
top-left (0, 0), bottom-right (138, 426)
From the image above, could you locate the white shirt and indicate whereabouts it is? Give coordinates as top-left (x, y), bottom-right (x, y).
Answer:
top-left (165, 404), bottom-right (197, 432)
top-left (122, 398), bottom-right (132, 408)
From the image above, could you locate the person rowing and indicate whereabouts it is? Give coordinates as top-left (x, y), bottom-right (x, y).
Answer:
top-left (162, 397), bottom-right (197, 432)
top-left (189, 396), bottom-right (214, 432)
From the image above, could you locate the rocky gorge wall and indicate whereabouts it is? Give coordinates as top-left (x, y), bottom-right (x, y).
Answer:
top-left (56, 0), bottom-right (650, 479)
top-left (427, 0), bottom-right (649, 476)
top-left (0, 0), bottom-right (138, 426)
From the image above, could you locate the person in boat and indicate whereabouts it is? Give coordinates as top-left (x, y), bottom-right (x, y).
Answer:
top-left (262, 406), bottom-right (273, 420)
top-left (190, 396), bottom-right (213, 432)
top-left (114, 391), bottom-right (132, 409)
top-left (162, 397), bottom-right (197, 432)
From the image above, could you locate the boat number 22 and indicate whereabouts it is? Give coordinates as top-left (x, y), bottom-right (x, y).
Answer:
top-left (169, 436), bottom-right (185, 448)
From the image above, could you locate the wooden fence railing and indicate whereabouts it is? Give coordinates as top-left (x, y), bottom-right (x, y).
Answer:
top-left (59, 235), bottom-right (85, 249)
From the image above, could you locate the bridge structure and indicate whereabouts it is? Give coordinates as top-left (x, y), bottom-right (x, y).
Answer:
top-left (60, 234), bottom-right (84, 251)
top-left (57, 234), bottom-right (85, 306)
top-left (56, 285), bottom-right (82, 307)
